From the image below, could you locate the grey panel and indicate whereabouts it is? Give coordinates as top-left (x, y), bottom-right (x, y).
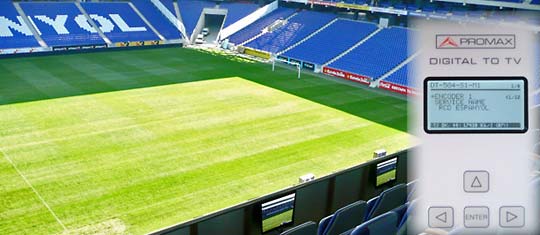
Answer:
top-left (198, 209), bottom-right (244, 235)
top-left (294, 180), bottom-right (329, 225)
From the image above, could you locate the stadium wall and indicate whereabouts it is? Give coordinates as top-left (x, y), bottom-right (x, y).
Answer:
top-left (149, 149), bottom-right (410, 235)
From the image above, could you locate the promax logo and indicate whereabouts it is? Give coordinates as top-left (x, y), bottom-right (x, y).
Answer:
top-left (436, 34), bottom-right (516, 49)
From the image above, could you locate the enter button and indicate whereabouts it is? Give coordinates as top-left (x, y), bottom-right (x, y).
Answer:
top-left (464, 206), bottom-right (489, 228)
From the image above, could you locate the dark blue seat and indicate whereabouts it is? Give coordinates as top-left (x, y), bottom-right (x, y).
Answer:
top-left (407, 180), bottom-right (418, 201)
top-left (365, 184), bottom-right (407, 220)
top-left (317, 201), bottom-right (367, 235)
top-left (281, 221), bottom-right (317, 235)
top-left (350, 211), bottom-right (399, 235)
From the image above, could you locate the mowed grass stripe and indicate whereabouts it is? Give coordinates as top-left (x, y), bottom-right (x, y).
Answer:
top-left (0, 78), bottom-right (407, 234)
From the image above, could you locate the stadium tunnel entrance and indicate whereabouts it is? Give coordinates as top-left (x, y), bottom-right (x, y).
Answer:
top-left (192, 8), bottom-right (226, 44)
top-left (203, 13), bottom-right (225, 43)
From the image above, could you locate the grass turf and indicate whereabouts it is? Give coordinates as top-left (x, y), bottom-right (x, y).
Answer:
top-left (0, 48), bottom-right (409, 234)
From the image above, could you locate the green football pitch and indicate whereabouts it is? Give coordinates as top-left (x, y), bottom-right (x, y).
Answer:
top-left (0, 48), bottom-right (409, 234)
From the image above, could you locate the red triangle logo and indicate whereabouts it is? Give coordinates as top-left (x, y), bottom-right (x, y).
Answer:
top-left (439, 37), bottom-right (459, 48)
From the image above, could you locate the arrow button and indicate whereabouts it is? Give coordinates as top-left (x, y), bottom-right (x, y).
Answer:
top-left (506, 211), bottom-right (518, 223)
top-left (500, 206), bottom-right (525, 228)
top-left (436, 212), bottom-right (447, 223)
top-left (429, 207), bottom-right (454, 228)
top-left (464, 171), bottom-right (489, 193)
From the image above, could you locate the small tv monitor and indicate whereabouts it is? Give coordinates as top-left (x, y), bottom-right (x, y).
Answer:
top-left (261, 193), bottom-right (295, 233)
top-left (376, 158), bottom-right (397, 187)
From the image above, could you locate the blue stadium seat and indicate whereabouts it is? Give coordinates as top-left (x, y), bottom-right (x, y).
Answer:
top-left (365, 184), bottom-right (407, 220)
top-left (244, 10), bottom-right (336, 54)
top-left (227, 7), bottom-right (296, 45)
top-left (317, 200), bottom-right (367, 235)
top-left (281, 221), bottom-right (318, 235)
top-left (328, 27), bottom-right (410, 79)
top-left (407, 180), bottom-right (418, 201)
top-left (19, 2), bottom-right (105, 47)
top-left (383, 63), bottom-right (411, 88)
top-left (283, 19), bottom-right (378, 65)
top-left (178, 0), bottom-right (216, 36)
top-left (130, 0), bottom-right (181, 40)
top-left (219, 2), bottom-right (259, 28)
top-left (532, 0), bottom-right (540, 4)
top-left (81, 2), bottom-right (159, 43)
top-left (350, 211), bottom-right (399, 235)
top-left (0, 2), bottom-right (40, 49)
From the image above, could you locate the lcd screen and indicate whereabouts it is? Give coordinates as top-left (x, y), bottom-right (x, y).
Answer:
top-left (424, 77), bottom-right (527, 133)
top-left (261, 193), bottom-right (295, 233)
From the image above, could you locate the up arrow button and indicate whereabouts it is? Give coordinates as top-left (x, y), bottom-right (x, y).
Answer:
top-left (464, 171), bottom-right (489, 193)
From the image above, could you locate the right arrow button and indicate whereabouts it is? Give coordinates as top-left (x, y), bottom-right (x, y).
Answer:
top-left (500, 206), bottom-right (525, 228)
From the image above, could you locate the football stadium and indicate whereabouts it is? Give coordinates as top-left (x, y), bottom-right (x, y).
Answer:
top-left (0, 0), bottom-right (538, 235)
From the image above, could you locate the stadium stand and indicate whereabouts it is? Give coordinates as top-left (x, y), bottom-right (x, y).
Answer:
top-left (219, 2), bottom-right (259, 28)
top-left (0, 2), bottom-right (40, 49)
top-left (365, 184), bottom-right (407, 220)
top-left (282, 19), bottom-right (378, 65)
top-left (244, 10), bottom-right (336, 54)
top-left (178, 0), bottom-right (216, 36)
top-left (532, 0), bottom-right (540, 4)
top-left (81, 2), bottom-right (159, 43)
top-left (350, 211), bottom-right (399, 235)
top-left (382, 62), bottom-right (411, 88)
top-left (327, 27), bottom-right (410, 79)
top-left (317, 201), bottom-right (367, 235)
top-left (227, 7), bottom-right (296, 45)
top-left (130, 0), bottom-right (181, 40)
top-left (281, 183), bottom-right (410, 235)
top-left (19, 2), bottom-right (105, 47)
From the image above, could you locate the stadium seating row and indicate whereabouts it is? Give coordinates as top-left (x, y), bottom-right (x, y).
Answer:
top-left (280, 182), bottom-right (415, 235)
top-left (244, 10), bottom-right (336, 54)
top-left (282, 19), bottom-right (378, 65)
top-left (1, 1), bottom-right (183, 49)
top-left (0, 2), bottom-right (40, 49)
top-left (19, 2), bottom-right (105, 47)
top-left (130, 0), bottom-right (181, 40)
top-left (328, 27), bottom-right (410, 80)
top-left (382, 62), bottom-right (412, 88)
top-left (82, 2), bottom-right (159, 43)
